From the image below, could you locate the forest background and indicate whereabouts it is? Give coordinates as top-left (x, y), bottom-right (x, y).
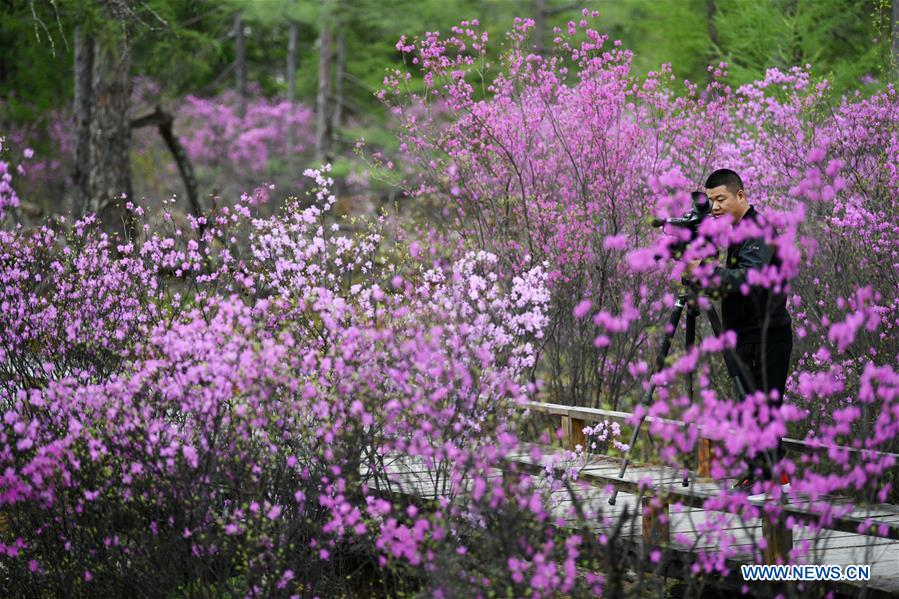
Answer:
top-left (1, 1), bottom-right (899, 597)
top-left (2, 0), bottom-right (896, 220)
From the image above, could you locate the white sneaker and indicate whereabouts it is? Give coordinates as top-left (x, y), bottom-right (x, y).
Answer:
top-left (748, 482), bottom-right (791, 502)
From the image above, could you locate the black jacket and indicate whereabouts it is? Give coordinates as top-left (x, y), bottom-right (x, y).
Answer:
top-left (712, 206), bottom-right (792, 344)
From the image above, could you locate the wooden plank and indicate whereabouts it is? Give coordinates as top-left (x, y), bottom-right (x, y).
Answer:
top-left (580, 470), bottom-right (899, 540)
top-left (673, 522), bottom-right (899, 556)
top-left (818, 543), bottom-right (899, 574)
top-left (652, 510), bottom-right (899, 564)
top-left (801, 536), bottom-right (899, 555)
top-left (570, 418), bottom-right (586, 451)
top-left (373, 458), bottom-right (899, 596)
top-left (382, 472), bottom-right (899, 598)
top-left (662, 507), bottom-right (899, 554)
top-left (668, 510), bottom-right (756, 534)
top-left (762, 514), bottom-right (792, 564)
top-left (511, 454), bottom-right (899, 541)
top-left (628, 536), bottom-right (899, 597)
top-left (578, 464), bottom-right (631, 478)
top-left (795, 527), bottom-right (899, 545)
top-left (371, 442), bottom-right (899, 594)
top-left (479, 449), bottom-right (899, 539)
top-left (642, 495), bottom-right (670, 546)
top-left (697, 438), bottom-right (712, 478)
top-left (551, 492), bottom-right (641, 516)
top-left (521, 400), bottom-right (572, 416)
top-left (521, 400), bottom-right (679, 427)
top-left (561, 415), bottom-right (572, 449)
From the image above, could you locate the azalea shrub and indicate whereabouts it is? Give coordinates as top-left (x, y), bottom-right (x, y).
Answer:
top-left (383, 8), bottom-right (899, 588)
top-left (0, 88), bottom-right (317, 216)
top-left (171, 90), bottom-right (315, 179)
top-left (2, 11), bottom-right (899, 599)
top-left (0, 138), bottom-right (25, 223)
top-left (2, 165), bottom-right (626, 597)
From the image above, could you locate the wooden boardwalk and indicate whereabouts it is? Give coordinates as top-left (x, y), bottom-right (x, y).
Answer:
top-left (365, 400), bottom-right (899, 597)
top-left (368, 450), bottom-right (899, 596)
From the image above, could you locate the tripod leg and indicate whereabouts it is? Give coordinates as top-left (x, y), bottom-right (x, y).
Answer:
top-left (685, 306), bottom-right (697, 402)
top-left (609, 297), bottom-right (686, 506)
top-left (696, 306), bottom-right (756, 483)
top-left (683, 306), bottom-right (698, 487)
top-left (703, 306), bottom-right (749, 398)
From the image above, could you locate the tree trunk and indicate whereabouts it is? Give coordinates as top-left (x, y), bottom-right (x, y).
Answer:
top-left (131, 106), bottom-right (203, 234)
top-left (287, 19), bottom-right (299, 150)
top-left (88, 29), bottom-right (133, 235)
top-left (532, 0), bottom-right (546, 54)
top-left (892, 0), bottom-right (898, 78)
top-left (315, 4), bottom-right (332, 165)
top-left (331, 23), bottom-right (345, 150)
top-left (707, 0), bottom-right (718, 82)
top-left (784, 0), bottom-right (802, 66)
top-left (234, 13), bottom-right (246, 118)
top-left (73, 25), bottom-right (94, 218)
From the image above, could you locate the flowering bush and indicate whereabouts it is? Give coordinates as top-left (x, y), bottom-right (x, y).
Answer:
top-left (174, 91), bottom-right (314, 176)
top-left (2, 167), bottom-right (634, 597)
top-left (0, 138), bottom-right (25, 222)
top-left (382, 10), bottom-right (899, 590)
top-left (0, 112), bottom-right (69, 202)
top-left (0, 89), bottom-right (316, 216)
top-left (2, 11), bottom-right (898, 598)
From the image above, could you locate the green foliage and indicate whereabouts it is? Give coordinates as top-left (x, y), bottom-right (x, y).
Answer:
top-left (0, 3), bottom-right (71, 118)
top-left (714, 0), bottom-right (890, 94)
top-left (598, 0), bottom-right (714, 84)
top-left (587, 0), bottom-right (893, 94)
top-left (0, 0), bottom-right (893, 150)
top-left (131, 2), bottom-right (233, 95)
top-left (0, 0), bottom-right (236, 115)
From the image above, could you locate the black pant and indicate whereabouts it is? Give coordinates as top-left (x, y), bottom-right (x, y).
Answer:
top-left (733, 334), bottom-right (793, 478)
top-left (734, 336), bottom-right (792, 402)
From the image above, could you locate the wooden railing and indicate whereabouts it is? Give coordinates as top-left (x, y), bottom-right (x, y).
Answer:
top-left (517, 400), bottom-right (899, 564)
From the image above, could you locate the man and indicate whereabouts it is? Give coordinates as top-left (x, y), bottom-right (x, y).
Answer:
top-left (689, 169), bottom-right (793, 492)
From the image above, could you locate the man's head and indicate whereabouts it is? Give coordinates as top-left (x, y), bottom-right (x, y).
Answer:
top-left (704, 169), bottom-right (749, 222)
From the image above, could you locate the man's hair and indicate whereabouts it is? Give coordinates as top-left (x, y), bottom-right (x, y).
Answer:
top-left (704, 169), bottom-right (744, 195)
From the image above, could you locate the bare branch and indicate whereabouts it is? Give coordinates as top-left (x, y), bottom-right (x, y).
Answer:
top-left (28, 0), bottom-right (56, 55)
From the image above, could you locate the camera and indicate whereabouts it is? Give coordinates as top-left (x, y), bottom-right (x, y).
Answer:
top-left (651, 191), bottom-right (711, 231)
top-left (651, 191), bottom-right (711, 259)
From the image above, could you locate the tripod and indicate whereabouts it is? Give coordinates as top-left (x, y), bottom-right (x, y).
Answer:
top-left (608, 283), bottom-right (749, 506)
